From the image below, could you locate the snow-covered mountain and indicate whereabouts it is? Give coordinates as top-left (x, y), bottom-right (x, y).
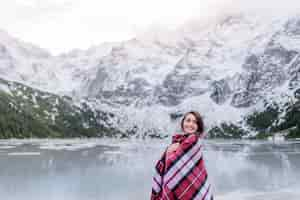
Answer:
top-left (1, 12), bottom-right (300, 138)
top-left (83, 13), bottom-right (300, 136)
top-left (0, 29), bottom-right (115, 96)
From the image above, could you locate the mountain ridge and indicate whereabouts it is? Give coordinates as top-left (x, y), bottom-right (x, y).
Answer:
top-left (1, 12), bottom-right (300, 138)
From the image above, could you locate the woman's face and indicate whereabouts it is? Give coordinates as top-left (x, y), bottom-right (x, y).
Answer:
top-left (182, 113), bottom-right (198, 134)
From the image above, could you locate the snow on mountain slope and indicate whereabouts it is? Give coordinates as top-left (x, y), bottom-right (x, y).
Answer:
top-left (0, 29), bottom-right (115, 96)
top-left (83, 13), bottom-right (300, 135)
top-left (1, 11), bottom-right (300, 137)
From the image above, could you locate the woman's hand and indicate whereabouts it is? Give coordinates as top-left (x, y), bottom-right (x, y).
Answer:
top-left (167, 143), bottom-right (180, 154)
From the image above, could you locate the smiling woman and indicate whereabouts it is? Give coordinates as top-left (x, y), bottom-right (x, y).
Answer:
top-left (151, 111), bottom-right (213, 200)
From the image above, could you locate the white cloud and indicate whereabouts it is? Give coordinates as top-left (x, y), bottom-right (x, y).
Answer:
top-left (1, 0), bottom-right (300, 55)
top-left (0, 0), bottom-right (207, 54)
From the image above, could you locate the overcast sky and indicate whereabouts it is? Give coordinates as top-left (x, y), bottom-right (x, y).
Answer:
top-left (1, 0), bottom-right (299, 55)
top-left (0, 0), bottom-right (224, 54)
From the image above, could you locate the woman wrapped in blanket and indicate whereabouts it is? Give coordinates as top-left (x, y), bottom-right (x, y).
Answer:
top-left (151, 111), bottom-right (213, 200)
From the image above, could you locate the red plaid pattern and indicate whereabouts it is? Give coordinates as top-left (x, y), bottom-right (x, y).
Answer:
top-left (151, 133), bottom-right (213, 200)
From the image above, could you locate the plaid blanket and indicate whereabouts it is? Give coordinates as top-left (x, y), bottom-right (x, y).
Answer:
top-left (151, 133), bottom-right (213, 200)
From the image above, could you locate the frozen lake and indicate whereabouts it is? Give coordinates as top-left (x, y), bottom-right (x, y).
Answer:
top-left (0, 138), bottom-right (300, 200)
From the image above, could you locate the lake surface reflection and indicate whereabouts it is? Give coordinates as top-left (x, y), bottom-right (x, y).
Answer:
top-left (0, 138), bottom-right (300, 200)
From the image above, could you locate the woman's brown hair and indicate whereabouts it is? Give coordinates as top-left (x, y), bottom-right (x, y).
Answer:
top-left (180, 111), bottom-right (204, 135)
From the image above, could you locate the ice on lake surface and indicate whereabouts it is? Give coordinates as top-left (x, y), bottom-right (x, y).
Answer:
top-left (0, 138), bottom-right (300, 200)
